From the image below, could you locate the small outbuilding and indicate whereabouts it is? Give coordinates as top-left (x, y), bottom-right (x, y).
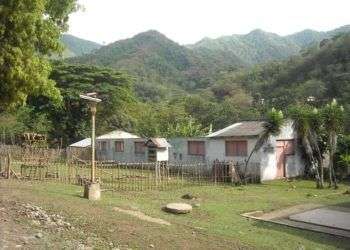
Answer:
top-left (145, 138), bottom-right (171, 162)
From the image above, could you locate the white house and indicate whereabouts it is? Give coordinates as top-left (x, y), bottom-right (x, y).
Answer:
top-left (96, 130), bottom-right (147, 162)
top-left (71, 121), bottom-right (305, 181)
top-left (168, 120), bottom-right (305, 181)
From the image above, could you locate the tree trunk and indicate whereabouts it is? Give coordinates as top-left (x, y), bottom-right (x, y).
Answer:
top-left (243, 149), bottom-right (255, 182)
top-left (302, 137), bottom-right (320, 188)
top-left (329, 133), bottom-right (338, 189)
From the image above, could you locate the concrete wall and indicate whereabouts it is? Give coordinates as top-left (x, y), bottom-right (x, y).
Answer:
top-left (168, 138), bottom-right (208, 163)
top-left (95, 120), bottom-right (305, 180)
top-left (156, 148), bottom-right (169, 161)
top-left (259, 120), bottom-right (305, 180)
top-left (96, 138), bottom-right (147, 162)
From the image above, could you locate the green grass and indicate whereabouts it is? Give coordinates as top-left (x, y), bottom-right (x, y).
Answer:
top-left (1, 179), bottom-right (350, 249)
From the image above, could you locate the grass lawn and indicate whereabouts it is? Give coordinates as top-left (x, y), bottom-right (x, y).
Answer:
top-left (1, 179), bottom-right (350, 249)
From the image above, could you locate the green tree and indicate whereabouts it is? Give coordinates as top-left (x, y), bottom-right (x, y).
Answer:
top-left (243, 108), bottom-right (284, 180)
top-left (289, 105), bottom-right (325, 188)
top-left (322, 99), bottom-right (344, 188)
top-left (0, 0), bottom-right (78, 107)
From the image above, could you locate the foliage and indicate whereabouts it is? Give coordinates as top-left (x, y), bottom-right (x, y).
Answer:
top-left (0, 0), bottom-right (78, 107)
top-left (61, 34), bottom-right (102, 58)
top-left (288, 105), bottom-right (325, 187)
top-left (243, 108), bottom-right (284, 178)
top-left (22, 62), bottom-right (138, 145)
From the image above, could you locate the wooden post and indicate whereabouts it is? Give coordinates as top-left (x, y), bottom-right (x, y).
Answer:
top-left (6, 153), bottom-right (11, 179)
top-left (90, 103), bottom-right (96, 183)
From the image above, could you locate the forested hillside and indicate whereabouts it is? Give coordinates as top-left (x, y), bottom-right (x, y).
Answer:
top-left (68, 30), bottom-right (238, 94)
top-left (61, 34), bottom-right (102, 57)
top-left (2, 28), bottom-right (350, 146)
top-left (190, 25), bottom-right (350, 65)
top-left (221, 33), bottom-right (350, 131)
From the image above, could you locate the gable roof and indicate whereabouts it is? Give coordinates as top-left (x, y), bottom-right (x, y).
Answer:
top-left (145, 138), bottom-right (172, 148)
top-left (97, 130), bottom-right (140, 140)
top-left (207, 121), bottom-right (266, 138)
top-left (69, 138), bottom-right (91, 148)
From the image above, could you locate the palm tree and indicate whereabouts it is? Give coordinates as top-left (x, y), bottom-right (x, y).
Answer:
top-left (243, 108), bottom-right (284, 181)
top-left (322, 99), bottom-right (344, 189)
top-left (289, 105), bottom-right (324, 188)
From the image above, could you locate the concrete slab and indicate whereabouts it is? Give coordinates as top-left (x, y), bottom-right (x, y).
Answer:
top-left (289, 207), bottom-right (350, 231)
top-left (241, 204), bottom-right (350, 238)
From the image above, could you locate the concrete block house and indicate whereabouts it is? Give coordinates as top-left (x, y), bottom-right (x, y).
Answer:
top-left (71, 120), bottom-right (305, 181)
top-left (168, 121), bottom-right (305, 181)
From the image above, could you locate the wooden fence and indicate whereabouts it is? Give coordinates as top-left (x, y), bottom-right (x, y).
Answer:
top-left (0, 145), bottom-right (261, 190)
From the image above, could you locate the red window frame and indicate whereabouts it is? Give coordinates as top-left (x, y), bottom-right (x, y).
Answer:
top-left (134, 141), bottom-right (145, 154)
top-left (188, 141), bottom-right (205, 156)
top-left (225, 140), bottom-right (247, 156)
top-left (115, 140), bottom-right (124, 152)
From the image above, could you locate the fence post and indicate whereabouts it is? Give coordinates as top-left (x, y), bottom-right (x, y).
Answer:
top-left (6, 153), bottom-right (11, 179)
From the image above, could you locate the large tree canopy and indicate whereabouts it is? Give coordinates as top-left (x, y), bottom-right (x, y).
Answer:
top-left (0, 0), bottom-right (78, 107)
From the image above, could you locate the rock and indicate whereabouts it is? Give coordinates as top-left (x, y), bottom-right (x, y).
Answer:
top-left (193, 203), bottom-right (201, 208)
top-left (181, 193), bottom-right (196, 200)
top-left (35, 232), bottom-right (43, 239)
top-left (149, 244), bottom-right (154, 248)
top-left (164, 203), bottom-right (192, 214)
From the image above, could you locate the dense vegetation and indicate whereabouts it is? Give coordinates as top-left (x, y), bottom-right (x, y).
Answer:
top-left (0, 0), bottom-right (78, 107)
top-left (61, 34), bottom-right (102, 57)
top-left (190, 25), bottom-right (350, 65)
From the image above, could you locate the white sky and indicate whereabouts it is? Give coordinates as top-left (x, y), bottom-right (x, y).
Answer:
top-left (67, 0), bottom-right (350, 45)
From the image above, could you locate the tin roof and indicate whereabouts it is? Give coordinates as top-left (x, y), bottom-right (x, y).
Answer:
top-left (207, 121), bottom-right (265, 138)
top-left (146, 138), bottom-right (172, 148)
top-left (69, 138), bottom-right (91, 148)
top-left (97, 130), bottom-right (140, 140)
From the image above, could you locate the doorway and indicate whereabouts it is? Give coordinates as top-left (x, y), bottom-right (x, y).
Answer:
top-left (276, 140), bottom-right (294, 178)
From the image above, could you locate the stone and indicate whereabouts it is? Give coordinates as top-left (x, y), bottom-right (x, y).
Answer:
top-left (181, 193), bottom-right (196, 200)
top-left (149, 244), bottom-right (154, 248)
top-left (84, 182), bottom-right (101, 201)
top-left (35, 232), bottom-right (43, 239)
top-left (164, 203), bottom-right (192, 214)
top-left (193, 203), bottom-right (201, 208)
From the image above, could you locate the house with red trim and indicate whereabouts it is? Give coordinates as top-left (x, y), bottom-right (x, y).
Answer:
top-left (168, 120), bottom-right (305, 181)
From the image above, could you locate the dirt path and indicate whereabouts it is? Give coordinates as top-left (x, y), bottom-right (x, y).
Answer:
top-left (0, 201), bottom-right (49, 249)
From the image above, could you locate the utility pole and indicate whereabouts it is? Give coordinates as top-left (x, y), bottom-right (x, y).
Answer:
top-left (80, 92), bottom-right (102, 200)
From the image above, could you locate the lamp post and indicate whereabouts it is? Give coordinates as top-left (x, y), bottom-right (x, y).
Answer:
top-left (80, 92), bottom-right (102, 200)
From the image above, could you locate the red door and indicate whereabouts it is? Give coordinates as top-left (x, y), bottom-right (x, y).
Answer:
top-left (276, 140), bottom-right (294, 178)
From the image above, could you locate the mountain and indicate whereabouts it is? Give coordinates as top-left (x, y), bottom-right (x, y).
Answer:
top-left (190, 25), bottom-right (350, 65)
top-left (61, 34), bottom-right (102, 57)
top-left (66, 25), bottom-right (350, 97)
top-left (191, 29), bottom-right (301, 65)
top-left (68, 30), bottom-right (235, 92)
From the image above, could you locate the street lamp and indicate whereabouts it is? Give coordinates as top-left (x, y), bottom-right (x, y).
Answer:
top-left (80, 92), bottom-right (102, 200)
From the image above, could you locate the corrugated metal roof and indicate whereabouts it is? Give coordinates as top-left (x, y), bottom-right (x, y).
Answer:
top-left (69, 138), bottom-right (91, 148)
top-left (146, 138), bottom-right (172, 148)
top-left (97, 130), bottom-right (140, 140)
top-left (207, 121), bottom-right (265, 138)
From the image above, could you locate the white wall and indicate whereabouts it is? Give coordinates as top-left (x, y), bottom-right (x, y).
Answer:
top-left (260, 120), bottom-right (305, 181)
top-left (168, 138), bottom-right (208, 163)
top-left (96, 138), bottom-right (147, 162)
top-left (156, 148), bottom-right (169, 161)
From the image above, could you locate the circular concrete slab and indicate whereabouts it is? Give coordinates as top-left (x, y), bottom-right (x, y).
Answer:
top-left (165, 203), bottom-right (192, 214)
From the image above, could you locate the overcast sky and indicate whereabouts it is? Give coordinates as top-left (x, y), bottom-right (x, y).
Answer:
top-left (67, 0), bottom-right (350, 45)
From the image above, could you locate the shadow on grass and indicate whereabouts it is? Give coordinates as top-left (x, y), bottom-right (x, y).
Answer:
top-left (252, 216), bottom-right (350, 248)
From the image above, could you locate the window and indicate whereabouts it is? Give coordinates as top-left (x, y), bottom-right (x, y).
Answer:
top-left (115, 141), bottom-right (124, 152)
top-left (225, 141), bottom-right (247, 156)
top-left (134, 142), bottom-right (145, 154)
top-left (99, 141), bottom-right (107, 151)
top-left (188, 141), bottom-right (205, 156)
